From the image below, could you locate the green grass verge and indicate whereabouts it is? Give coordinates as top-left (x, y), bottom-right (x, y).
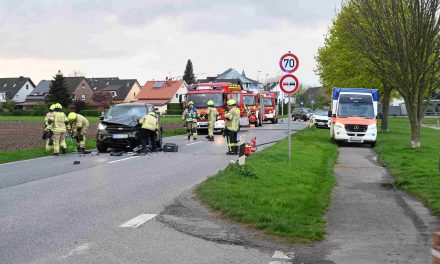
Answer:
top-left (196, 128), bottom-right (338, 243)
top-left (422, 117), bottom-right (440, 125)
top-left (0, 140), bottom-right (97, 164)
top-left (0, 115), bottom-right (183, 124)
top-left (0, 115), bottom-right (100, 123)
top-left (376, 118), bottom-right (440, 214)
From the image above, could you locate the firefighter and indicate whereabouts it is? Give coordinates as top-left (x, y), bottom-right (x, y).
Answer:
top-left (224, 99), bottom-right (240, 155)
top-left (50, 103), bottom-right (68, 155)
top-left (43, 104), bottom-right (56, 151)
top-left (67, 112), bottom-right (90, 153)
top-left (182, 101), bottom-right (199, 140)
top-left (205, 100), bottom-right (218, 141)
top-left (138, 111), bottom-right (158, 152)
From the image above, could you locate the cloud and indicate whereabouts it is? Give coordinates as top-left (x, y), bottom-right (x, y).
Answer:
top-left (0, 0), bottom-right (342, 86)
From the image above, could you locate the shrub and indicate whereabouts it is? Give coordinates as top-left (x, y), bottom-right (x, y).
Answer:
top-left (79, 110), bottom-right (101, 117)
top-left (32, 103), bottom-right (48, 116)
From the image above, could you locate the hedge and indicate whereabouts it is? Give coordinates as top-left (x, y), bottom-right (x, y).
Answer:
top-left (79, 110), bottom-right (102, 117)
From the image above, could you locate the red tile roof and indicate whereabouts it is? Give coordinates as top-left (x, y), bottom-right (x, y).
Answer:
top-left (136, 99), bottom-right (170, 106)
top-left (136, 80), bottom-right (185, 101)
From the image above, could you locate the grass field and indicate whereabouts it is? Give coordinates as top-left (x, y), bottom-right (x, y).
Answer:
top-left (0, 115), bottom-right (182, 124)
top-left (376, 118), bottom-right (440, 214)
top-left (197, 128), bottom-right (338, 243)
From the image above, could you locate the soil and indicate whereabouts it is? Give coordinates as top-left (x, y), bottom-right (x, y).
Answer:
top-left (0, 121), bottom-right (182, 152)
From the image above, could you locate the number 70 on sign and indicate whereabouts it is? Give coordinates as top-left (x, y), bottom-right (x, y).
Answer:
top-left (279, 53), bottom-right (299, 73)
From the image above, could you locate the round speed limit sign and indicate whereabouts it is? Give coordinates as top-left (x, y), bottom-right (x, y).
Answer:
top-left (279, 74), bottom-right (299, 94)
top-left (279, 53), bottom-right (299, 73)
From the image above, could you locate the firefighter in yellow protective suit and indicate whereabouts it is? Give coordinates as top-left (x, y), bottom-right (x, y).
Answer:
top-left (182, 101), bottom-right (199, 140)
top-left (43, 104), bottom-right (56, 151)
top-left (205, 100), bottom-right (218, 141)
top-left (49, 103), bottom-right (68, 155)
top-left (138, 111), bottom-right (158, 152)
top-left (224, 99), bottom-right (240, 155)
top-left (67, 112), bottom-right (90, 153)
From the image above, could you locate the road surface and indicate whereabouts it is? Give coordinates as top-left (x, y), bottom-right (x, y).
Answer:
top-left (0, 121), bottom-right (306, 264)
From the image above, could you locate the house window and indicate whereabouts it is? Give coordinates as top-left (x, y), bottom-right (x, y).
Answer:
top-left (134, 92), bottom-right (136, 97)
top-left (82, 83), bottom-right (85, 89)
top-left (26, 84), bottom-right (29, 89)
top-left (176, 94), bottom-right (178, 99)
top-left (81, 94), bottom-right (85, 101)
top-left (72, 94), bottom-right (76, 99)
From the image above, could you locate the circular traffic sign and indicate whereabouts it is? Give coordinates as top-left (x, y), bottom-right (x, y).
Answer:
top-left (279, 53), bottom-right (299, 73)
top-left (279, 74), bottom-right (299, 94)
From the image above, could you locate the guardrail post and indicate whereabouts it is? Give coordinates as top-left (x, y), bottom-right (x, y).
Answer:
top-left (433, 232), bottom-right (440, 264)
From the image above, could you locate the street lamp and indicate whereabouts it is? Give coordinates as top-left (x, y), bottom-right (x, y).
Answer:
top-left (257, 70), bottom-right (261, 83)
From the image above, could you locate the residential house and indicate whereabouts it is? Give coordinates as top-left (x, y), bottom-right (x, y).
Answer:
top-left (64, 77), bottom-right (94, 104)
top-left (136, 79), bottom-right (187, 114)
top-left (87, 77), bottom-right (141, 104)
top-left (197, 68), bottom-right (259, 92)
top-left (18, 80), bottom-right (52, 109)
top-left (0, 77), bottom-right (35, 103)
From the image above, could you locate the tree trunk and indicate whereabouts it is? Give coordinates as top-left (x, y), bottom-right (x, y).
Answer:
top-left (381, 85), bottom-right (392, 132)
top-left (408, 115), bottom-right (421, 148)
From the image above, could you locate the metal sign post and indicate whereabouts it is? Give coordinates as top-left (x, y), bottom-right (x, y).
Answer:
top-left (279, 51), bottom-right (300, 161)
top-left (288, 94), bottom-right (292, 160)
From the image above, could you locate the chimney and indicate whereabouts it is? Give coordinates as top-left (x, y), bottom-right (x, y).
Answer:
top-left (166, 76), bottom-right (172, 86)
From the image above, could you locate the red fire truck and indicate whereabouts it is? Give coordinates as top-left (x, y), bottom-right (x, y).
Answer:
top-left (186, 82), bottom-right (249, 132)
top-left (260, 91), bottom-right (279, 124)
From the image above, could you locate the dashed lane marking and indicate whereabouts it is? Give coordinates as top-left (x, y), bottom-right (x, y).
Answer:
top-left (107, 156), bottom-right (139, 164)
top-left (119, 214), bottom-right (157, 228)
top-left (61, 243), bottom-right (91, 258)
top-left (186, 141), bottom-right (205, 146)
top-left (272, 251), bottom-right (293, 260)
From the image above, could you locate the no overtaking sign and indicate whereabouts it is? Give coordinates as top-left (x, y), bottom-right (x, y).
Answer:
top-left (279, 74), bottom-right (299, 94)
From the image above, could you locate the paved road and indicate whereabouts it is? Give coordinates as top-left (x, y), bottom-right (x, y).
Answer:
top-left (294, 145), bottom-right (440, 264)
top-left (0, 121), bottom-right (306, 264)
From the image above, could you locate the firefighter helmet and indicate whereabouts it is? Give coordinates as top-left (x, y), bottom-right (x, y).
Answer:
top-left (49, 104), bottom-right (57, 111)
top-left (55, 103), bottom-right (62, 109)
top-left (227, 99), bottom-right (237, 106)
top-left (67, 112), bottom-right (77, 122)
top-left (188, 101), bottom-right (194, 105)
top-left (207, 100), bottom-right (214, 106)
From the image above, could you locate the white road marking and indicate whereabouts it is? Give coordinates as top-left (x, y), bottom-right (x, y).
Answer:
top-left (107, 156), bottom-right (139, 164)
top-left (186, 141), bottom-right (204, 146)
top-left (272, 251), bottom-right (292, 260)
top-left (119, 214), bottom-right (157, 228)
top-left (62, 243), bottom-right (90, 258)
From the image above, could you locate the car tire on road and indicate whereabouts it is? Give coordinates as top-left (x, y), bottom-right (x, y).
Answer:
top-left (97, 143), bottom-right (107, 153)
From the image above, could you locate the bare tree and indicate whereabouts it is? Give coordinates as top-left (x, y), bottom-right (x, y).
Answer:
top-left (344, 0), bottom-right (440, 148)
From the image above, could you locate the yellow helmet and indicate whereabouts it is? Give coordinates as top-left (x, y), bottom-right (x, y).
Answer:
top-left (148, 111), bottom-right (156, 116)
top-left (207, 100), bottom-right (214, 106)
top-left (55, 103), bottom-right (62, 109)
top-left (227, 99), bottom-right (237, 106)
top-left (49, 104), bottom-right (57, 111)
top-left (188, 101), bottom-right (194, 105)
top-left (67, 112), bottom-right (77, 122)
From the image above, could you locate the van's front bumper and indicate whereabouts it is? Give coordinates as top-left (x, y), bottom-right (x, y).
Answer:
top-left (333, 124), bottom-right (377, 143)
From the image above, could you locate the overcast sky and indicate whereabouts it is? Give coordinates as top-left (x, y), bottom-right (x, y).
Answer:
top-left (0, 0), bottom-right (341, 87)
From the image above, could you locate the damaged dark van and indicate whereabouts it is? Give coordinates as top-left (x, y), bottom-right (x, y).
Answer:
top-left (96, 103), bottom-right (162, 152)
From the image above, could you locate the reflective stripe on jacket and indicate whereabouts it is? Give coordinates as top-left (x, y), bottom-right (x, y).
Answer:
top-left (139, 114), bottom-right (158, 131)
top-left (225, 107), bottom-right (240, 131)
top-left (75, 114), bottom-right (89, 128)
top-left (182, 107), bottom-right (199, 122)
top-left (207, 107), bottom-right (218, 124)
top-left (51, 112), bottom-right (68, 132)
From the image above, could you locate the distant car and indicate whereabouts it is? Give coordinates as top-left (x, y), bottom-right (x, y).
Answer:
top-left (96, 103), bottom-right (162, 152)
top-left (292, 108), bottom-right (314, 121)
top-left (310, 109), bottom-right (330, 128)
